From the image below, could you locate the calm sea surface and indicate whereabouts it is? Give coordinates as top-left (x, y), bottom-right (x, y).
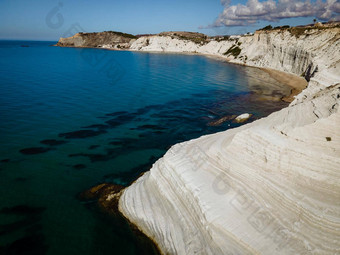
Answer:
top-left (0, 40), bottom-right (290, 254)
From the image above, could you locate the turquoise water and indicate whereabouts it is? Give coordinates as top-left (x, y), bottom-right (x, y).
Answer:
top-left (0, 41), bottom-right (290, 254)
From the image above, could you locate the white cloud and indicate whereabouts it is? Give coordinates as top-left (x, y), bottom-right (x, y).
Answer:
top-left (211, 0), bottom-right (340, 27)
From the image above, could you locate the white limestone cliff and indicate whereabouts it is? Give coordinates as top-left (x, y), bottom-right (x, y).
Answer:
top-left (129, 28), bottom-right (339, 83)
top-left (118, 27), bottom-right (340, 254)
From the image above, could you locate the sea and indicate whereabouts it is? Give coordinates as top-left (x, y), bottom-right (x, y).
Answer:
top-left (0, 40), bottom-right (290, 254)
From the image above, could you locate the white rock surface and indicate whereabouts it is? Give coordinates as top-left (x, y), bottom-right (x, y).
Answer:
top-left (130, 36), bottom-right (200, 53)
top-left (235, 113), bottom-right (252, 123)
top-left (119, 28), bottom-right (340, 254)
top-left (130, 28), bottom-right (340, 83)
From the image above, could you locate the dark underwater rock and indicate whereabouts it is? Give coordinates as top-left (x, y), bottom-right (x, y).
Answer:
top-left (40, 139), bottom-right (68, 146)
top-left (19, 147), bottom-right (51, 155)
top-left (68, 153), bottom-right (109, 162)
top-left (82, 124), bottom-right (109, 129)
top-left (207, 115), bottom-right (236, 126)
top-left (0, 205), bottom-right (45, 215)
top-left (88, 145), bottom-right (100, 150)
top-left (105, 113), bottom-right (137, 128)
top-left (105, 111), bottom-right (128, 117)
top-left (59, 129), bottom-right (107, 139)
top-left (72, 164), bottom-right (86, 170)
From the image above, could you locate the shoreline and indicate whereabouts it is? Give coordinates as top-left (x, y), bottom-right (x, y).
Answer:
top-left (56, 27), bottom-right (340, 253)
top-left (56, 44), bottom-right (304, 103)
top-left (65, 44), bottom-right (300, 253)
top-left (202, 54), bottom-right (308, 102)
top-left (261, 67), bottom-right (308, 102)
top-left (114, 30), bottom-right (340, 254)
top-left (59, 43), bottom-right (310, 253)
top-left (78, 183), bottom-right (162, 255)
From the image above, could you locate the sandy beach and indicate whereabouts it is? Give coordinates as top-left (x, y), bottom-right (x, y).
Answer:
top-left (262, 67), bottom-right (308, 102)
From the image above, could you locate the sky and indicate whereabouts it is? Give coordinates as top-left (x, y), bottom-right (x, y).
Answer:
top-left (0, 0), bottom-right (339, 41)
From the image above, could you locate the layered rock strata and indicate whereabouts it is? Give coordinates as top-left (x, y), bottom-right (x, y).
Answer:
top-left (119, 27), bottom-right (340, 254)
top-left (57, 25), bottom-right (340, 254)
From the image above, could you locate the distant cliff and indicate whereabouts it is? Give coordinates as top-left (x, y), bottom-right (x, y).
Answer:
top-left (129, 24), bottom-right (339, 84)
top-left (56, 24), bottom-right (339, 84)
top-left (56, 31), bottom-right (136, 49)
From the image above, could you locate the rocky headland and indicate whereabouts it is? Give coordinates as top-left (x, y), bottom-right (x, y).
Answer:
top-left (57, 23), bottom-right (340, 254)
top-left (56, 31), bottom-right (137, 49)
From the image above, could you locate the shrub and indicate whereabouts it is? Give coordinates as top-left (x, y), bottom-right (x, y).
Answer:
top-left (260, 25), bottom-right (273, 30)
top-left (289, 27), bottom-right (308, 37)
top-left (273, 25), bottom-right (290, 29)
top-left (224, 45), bottom-right (241, 57)
top-left (105, 31), bottom-right (136, 39)
top-left (214, 35), bottom-right (230, 42)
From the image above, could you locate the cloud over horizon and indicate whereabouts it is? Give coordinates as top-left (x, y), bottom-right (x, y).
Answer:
top-left (209, 0), bottom-right (340, 27)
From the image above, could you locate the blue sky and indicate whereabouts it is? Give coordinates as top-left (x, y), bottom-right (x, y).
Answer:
top-left (0, 0), bottom-right (337, 41)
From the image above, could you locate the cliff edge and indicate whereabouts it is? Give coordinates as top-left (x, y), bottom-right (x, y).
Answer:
top-left (119, 26), bottom-right (340, 254)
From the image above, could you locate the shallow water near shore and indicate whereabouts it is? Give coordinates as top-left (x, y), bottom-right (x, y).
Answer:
top-left (0, 40), bottom-right (290, 254)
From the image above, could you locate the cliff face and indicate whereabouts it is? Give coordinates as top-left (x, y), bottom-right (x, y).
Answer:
top-left (130, 27), bottom-right (339, 86)
top-left (118, 27), bottom-right (340, 254)
top-left (56, 31), bottom-right (136, 48)
top-left (56, 26), bottom-right (340, 254)
top-left (119, 85), bottom-right (340, 255)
